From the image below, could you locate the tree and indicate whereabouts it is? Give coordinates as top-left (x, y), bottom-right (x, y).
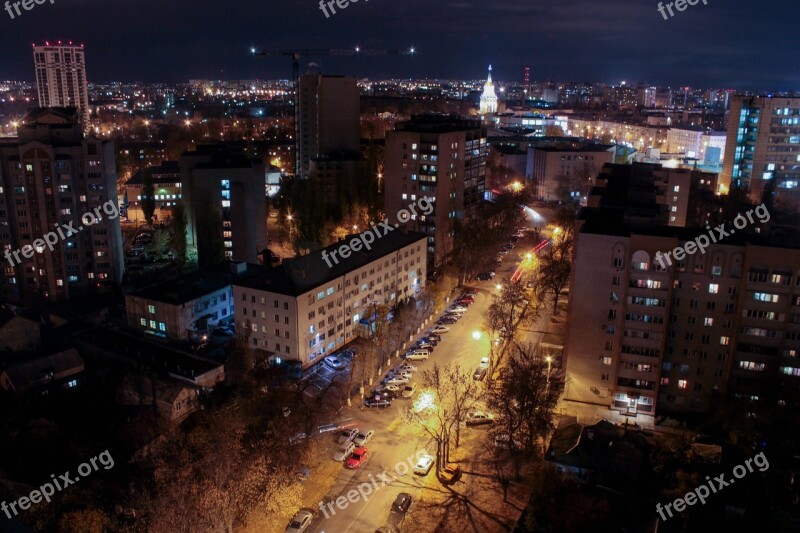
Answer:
top-left (407, 362), bottom-right (481, 468)
top-left (545, 125), bottom-right (565, 137)
top-left (486, 342), bottom-right (561, 478)
top-left (538, 213), bottom-right (574, 313)
top-left (141, 168), bottom-right (156, 225)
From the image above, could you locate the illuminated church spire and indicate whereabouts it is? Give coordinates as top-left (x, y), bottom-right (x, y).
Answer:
top-left (479, 65), bottom-right (498, 114)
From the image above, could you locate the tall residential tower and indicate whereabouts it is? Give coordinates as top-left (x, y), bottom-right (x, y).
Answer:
top-left (33, 43), bottom-right (90, 129)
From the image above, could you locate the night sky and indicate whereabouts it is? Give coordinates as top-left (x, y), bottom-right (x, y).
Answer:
top-left (0, 0), bottom-right (796, 90)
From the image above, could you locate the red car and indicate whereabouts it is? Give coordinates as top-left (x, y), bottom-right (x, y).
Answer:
top-left (462, 287), bottom-right (479, 295)
top-left (458, 296), bottom-right (474, 304)
top-left (345, 447), bottom-right (369, 469)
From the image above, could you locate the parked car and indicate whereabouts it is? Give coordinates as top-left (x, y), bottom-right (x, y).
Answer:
top-left (285, 509), bottom-right (314, 533)
top-left (405, 349), bottom-right (429, 361)
top-left (430, 325), bottom-right (450, 334)
top-left (475, 271), bottom-right (496, 280)
top-left (494, 433), bottom-right (523, 449)
top-left (473, 367), bottom-right (487, 381)
top-left (333, 442), bottom-right (357, 461)
top-left (426, 333), bottom-right (442, 343)
top-left (458, 296), bottom-right (474, 304)
top-left (383, 375), bottom-right (410, 387)
top-left (421, 336), bottom-right (438, 346)
top-left (345, 447), bottom-right (369, 469)
top-left (336, 428), bottom-right (359, 445)
top-left (416, 340), bottom-right (433, 350)
top-left (323, 355), bottom-right (345, 370)
top-left (448, 305), bottom-right (468, 313)
top-left (466, 410), bottom-right (495, 426)
top-left (364, 397), bottom-right (392, 408)
top-left (462, 287), bottom-right (479, 295)
top-left (391, 492), bottom-right (412, 514)
top-left (353, 430), bottom-right (374, 446)
top-left (440, 464), bottom-right (462, 484)
top-left (413, 454), bottom-right (435, 476)
top-left (398, 363), bottom-right (417, 373)
top-left (501, 243), bottom-right (514, 250)
top-left (401, 383), bottom-right (417, 399)
top-left (388, 369), bottom-right (413, 380)
top-left (438, 316), bottom-right (458, 325)
top-left (375, 526), bottom-right (396, 533)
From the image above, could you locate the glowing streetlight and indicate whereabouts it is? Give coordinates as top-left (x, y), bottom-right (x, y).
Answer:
top-left (495, 283), bottom-right (502, 291)
top-left (511, 181), bottom-right (523, 192)
top-left (525, 252), bottom-right (533, 261)
top-left (184, 119), bottom-right (191, 127)
top-left (472, 331), bottom-right (482, 340)
top-left (553, 226), bottom-right (562, 236)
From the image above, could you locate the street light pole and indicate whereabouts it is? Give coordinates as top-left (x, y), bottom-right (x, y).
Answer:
top-left (545, 355), bottom-right (552, 388)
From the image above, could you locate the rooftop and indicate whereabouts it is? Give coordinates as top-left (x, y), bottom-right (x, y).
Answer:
top-left (236, 230), bottom-right (426, 296)
top-left (129, 261), bottom-right (267, 305)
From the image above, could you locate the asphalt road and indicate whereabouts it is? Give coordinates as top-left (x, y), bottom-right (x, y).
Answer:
top-left (302, 207), bottom-right (553, 533)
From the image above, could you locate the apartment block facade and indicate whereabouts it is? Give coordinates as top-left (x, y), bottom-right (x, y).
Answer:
top-left (0, 108), bottom-right (123, 301)
top-left (233, 231), bottom-right (426, 368)
top-left (722, 95), bottom-right (800, 203)
top-left (565, 164), bottom-right (800, 419)
top-left (385, 114), bottom-right (486, 267)
top-left (180, 145), bottom-right (267, 265)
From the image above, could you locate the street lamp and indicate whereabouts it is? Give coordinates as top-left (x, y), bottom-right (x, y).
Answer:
top-left (545, 355), bottom-right (553, 387)
top-left (472, 330), bottom-right (482, 341)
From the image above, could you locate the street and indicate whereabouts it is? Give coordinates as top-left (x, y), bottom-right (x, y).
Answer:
top-left (302, 206), bottom-right (555, 533)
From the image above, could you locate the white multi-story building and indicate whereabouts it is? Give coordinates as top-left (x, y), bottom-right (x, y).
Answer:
top-left (33, 43), bottom-right (90, 129)
top-left (234, 231), bottom-right (426, 368)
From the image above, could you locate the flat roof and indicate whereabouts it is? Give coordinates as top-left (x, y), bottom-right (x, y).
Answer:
top-left (236, 230), bottom-right (426, 296)
top-left (128, 261), bottom-right (267, 305)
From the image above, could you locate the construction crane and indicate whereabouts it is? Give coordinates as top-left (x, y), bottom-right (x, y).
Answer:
top-left (251, 46), bottom-right (416, 177)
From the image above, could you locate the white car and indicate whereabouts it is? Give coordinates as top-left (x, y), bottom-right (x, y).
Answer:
top-left (466, 411), bottom-right (495, 426)
top-left (382, 384), bottom-right (402, 393)
top-left (389, 369), bottom-right (413, 380)
top-left (323, 355), bottom-right (345, 370)
top-left (384, 376), bottom-right (410, 386)
top-left (333, 441), bottom-right (357, 461)
top-left (413, 454), bottom-right (435, 475)
top-left (479, 357), bottom-right (489, 368)
top-left (430, 325), bottom-right (449, 334)
top-left (448, 305), bottom-right (468, 313)
top-left (398, 363), bottom-right (417, 373)
top-left (285, 509), bottom-right (313, 533)
top-left (336, 428), bottom-right (359, 445)
top-left (353, 430), bottom-right (374, 446)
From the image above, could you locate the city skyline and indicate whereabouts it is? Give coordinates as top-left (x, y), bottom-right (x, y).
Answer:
top-left (0, 0), bottom-right (796, 89)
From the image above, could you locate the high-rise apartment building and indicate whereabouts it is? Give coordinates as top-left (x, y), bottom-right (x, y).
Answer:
top-left (180, 145), bottom-right (267, 266)
top-left (722, 95), bottom-right (800, 203)
top-left (297, 74), bottom-right (360, 179)
top-left (33, 43), bottom-right (90, 129)
top-left (384, 114), bottom-right (487, 267)
top-left (0, 108), bottom-right (123, 301)
top-left (564, 163), bottom-right (797, 422)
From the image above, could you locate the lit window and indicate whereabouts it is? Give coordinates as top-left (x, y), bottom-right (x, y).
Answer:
top-left (678, 379), bottom-right (688, 389)
top-left (148, 305), bottom-right (156, 314)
